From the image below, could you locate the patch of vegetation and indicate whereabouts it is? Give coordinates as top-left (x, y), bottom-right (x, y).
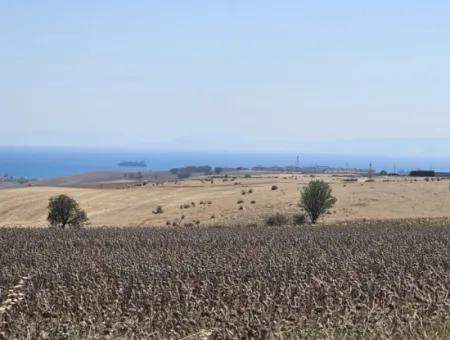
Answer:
top-left (47, 195), bottom-right (88, 229)
top-left (264, 213), bottom-right (289, 226)
top-left (292, 213), bottom-right (307, 226)
top-left (170, 166), bottom-right (213, 179)
top-left (300, 180), bottom-right (336, 223)
top-left (271, 185), bottom-right (278, 191)
top-left (152, 206), bottom-right (163, 214)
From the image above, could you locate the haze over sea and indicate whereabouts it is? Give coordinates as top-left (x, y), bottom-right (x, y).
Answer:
top-left (1, 146), bottom-right (449, 180)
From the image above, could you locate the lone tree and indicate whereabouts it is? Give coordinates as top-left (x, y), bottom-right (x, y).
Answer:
top-left (300, 180), bottom-right (336, 223)
top-left (47, 195), bottom-right (88, 229)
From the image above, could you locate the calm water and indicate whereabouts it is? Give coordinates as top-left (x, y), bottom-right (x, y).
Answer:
top-left (0, 146), bottom-right (449, 179)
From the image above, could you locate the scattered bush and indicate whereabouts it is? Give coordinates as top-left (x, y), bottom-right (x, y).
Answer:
top-left (293, 213), bottom-right (307, 226)
top-left (237, 199), bottom-right (244, 204)
top-left (250, 200), bottom-right (256, 204)
top-left (265, 213), bottom-right (289, 226)
top-left (248, 189), bottom-right (253, 194)
top-left (244, 174), bottom-right (251, 178)
top-left (47, 195), bottom-right (88, 229)
top-left (271, 185), bottom-right (278, 191)
top-left (300, 180), bottom-right (337, 224)
top-left (241, 190), bottom-right (246, 195)
top-left (153, 206), bottom-right (164, 214)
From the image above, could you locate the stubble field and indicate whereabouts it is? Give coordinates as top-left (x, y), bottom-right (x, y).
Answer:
top-left (0, 174), bottom-right (449, 228)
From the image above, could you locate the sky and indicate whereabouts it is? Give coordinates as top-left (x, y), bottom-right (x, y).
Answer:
top-left (1, 1), bottom-right (450, 156)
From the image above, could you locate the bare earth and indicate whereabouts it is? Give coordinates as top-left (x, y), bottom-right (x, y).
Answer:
top-left (0, 174), bottom-right (449, 227)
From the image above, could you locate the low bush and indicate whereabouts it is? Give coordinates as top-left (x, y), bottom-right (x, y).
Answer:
top-left (265, 213), bottom-right (289, 226)
top-left (293, 213), bottom-right (307, 226)
top-left (153, 206), bottom-right (164, 214)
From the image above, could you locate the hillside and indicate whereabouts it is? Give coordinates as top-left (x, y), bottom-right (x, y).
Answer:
top-left (0, 174), bottom-right (449, 227)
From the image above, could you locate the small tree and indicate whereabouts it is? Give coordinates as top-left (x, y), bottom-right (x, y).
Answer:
top-left (300, 180), bottom-right (336, 223)
top-left (47, 195), bottom-right (88, 229)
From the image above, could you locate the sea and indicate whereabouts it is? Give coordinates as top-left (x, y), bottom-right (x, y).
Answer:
top-left (1, 146), bottom-right (449, 180)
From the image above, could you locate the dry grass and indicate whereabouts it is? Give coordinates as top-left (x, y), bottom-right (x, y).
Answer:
top-left (0, 174), bottom-right (449, 227)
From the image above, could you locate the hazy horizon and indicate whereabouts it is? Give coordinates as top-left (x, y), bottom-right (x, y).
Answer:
top-left (2, 1), bottom-right (450, 155)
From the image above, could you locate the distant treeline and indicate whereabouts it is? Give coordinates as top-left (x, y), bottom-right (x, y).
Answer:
top-left (170, 166), bottom-right (213, 179)
top-left (1, 174), bottom-right (35, 184)
top-left (409, 170), bottom-right (435, 177)
top-left (168, 165), bottom-right (359, 179)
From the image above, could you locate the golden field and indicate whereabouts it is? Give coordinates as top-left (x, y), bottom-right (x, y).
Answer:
top-left (0, 174), bottom-right (449, 227)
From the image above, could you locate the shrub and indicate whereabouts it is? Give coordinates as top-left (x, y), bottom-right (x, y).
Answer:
top-left (265, 213), bottom-right (289, 226)
top-left (47, 195), bottom-right (88, 229)
top-left (271, 185), bottom-right (278, 191)
top-left (241, 190), bottom-right (246, 195)
top-left (300, 180), bottom-right (336, 224)
top-left (250, 200), bottom-right (256, 204)
top-left (248, 189), bottom-right (253, 194)
top-left (238, 206), bottom-right (244, 210)
top-left (293, 213), bottom-right (307, 226)
top-left (237, 199), bottom-right (244, 204)
top-left (153, 206), bottom-right (164, 214)
top-left (244, 174), bottom-right (251, 178)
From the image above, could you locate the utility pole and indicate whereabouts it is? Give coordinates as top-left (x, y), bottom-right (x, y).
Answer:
top-left (369, 162), bottom-right (373, 179)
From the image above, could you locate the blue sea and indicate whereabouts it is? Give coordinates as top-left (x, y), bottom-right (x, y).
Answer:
top-left (1, 146), bottom-right (449, 180)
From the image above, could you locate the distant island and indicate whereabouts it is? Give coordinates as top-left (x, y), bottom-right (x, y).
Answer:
top-left (118, 161), bottom-right (147, 167)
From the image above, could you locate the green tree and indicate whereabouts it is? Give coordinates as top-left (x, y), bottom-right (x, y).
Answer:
top-left (47, 195), bottom-right (88, 229)
top-left (300, 180), bottom-right (336, 223)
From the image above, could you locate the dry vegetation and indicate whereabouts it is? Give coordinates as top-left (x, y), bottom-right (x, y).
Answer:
top-left (2, 220), bottom-right (450, 339)
top-left (1, 174), bottom-right (450, 228)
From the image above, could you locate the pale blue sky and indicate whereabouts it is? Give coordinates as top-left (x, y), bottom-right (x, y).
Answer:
top-left (1, 1), bottom-right (450, 155)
